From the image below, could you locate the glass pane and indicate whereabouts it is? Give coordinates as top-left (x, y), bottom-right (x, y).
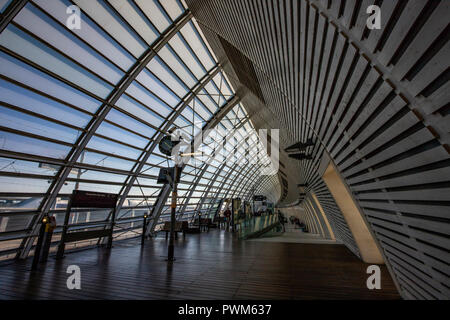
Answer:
top-left (160, 0), bottom-right (184, 21)
top-left (34, 0), bottom-right (135, 70)
top-left (0, 51), bottom-right (101, 113)
top-left (0, 0), bottom-right (12, 13)
top-left (0, 131), bottom-right (70, 159)
top-left (169, 33), bottom-right (206, 79)
top-left (180, 21), bottom-right (216, 71)
top-left (0, 176), bottom-right (52, 194)
top-left (78, 151), bottom-right (135, 172)
top-left (106, 109), bottom-right (156, 139)
top-left (73, 0), bottom-right (146, 58)
top-left (15, 4), bottom-right (123, 85)
top-left (0, 25), bottom-right (113, 98)
top-left (116, 94), bottom-right (165, 127)
top-left (147, 56), bottom-right (189, 98)
top-left (126, 82), bottom-right (172, 118)
top-left (95, 121), bottom-right (148, 149)
top-left (0, 106), bottom-right (81, 144)
top-left (107, 0), bottom-right (159, 46)
top-left (0, 78), bottom-right (91, 128)
top-left (158, 45), bottom-right (197, 88)
top-left (86, 136), bottom-right (142, 160)
top-left (136, 68), bottom-right (181, 107)
top-left (135, 0), bottom-right (171, 33)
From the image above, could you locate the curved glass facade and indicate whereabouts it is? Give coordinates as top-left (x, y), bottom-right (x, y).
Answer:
top-left (0, 0), bottom-right (279, 259)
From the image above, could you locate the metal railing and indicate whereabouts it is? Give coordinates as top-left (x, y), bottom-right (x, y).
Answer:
top-left (236, 213), bottom-right (281, 240)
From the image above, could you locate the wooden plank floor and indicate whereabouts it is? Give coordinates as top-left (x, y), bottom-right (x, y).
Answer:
top-left (0, 230), bottom-right (400, 300)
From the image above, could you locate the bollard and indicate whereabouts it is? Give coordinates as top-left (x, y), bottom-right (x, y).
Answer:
top-left (141, 214), bottom-right (148, 246)
top-left (41, 216), bottom-right (56, 263)
top-left (31, 215), bottom-right (49, 271)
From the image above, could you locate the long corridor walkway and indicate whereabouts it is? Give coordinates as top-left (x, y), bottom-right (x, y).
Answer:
top-left (0, 230), bottom-right (399, 300)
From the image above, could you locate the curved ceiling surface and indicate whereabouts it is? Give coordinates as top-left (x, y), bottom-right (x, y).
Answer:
top-left (0, 0), bottom-right (448, 300)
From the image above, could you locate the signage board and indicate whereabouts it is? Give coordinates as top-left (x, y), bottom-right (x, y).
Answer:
top-left (71, 190), bottom-right (118, 208)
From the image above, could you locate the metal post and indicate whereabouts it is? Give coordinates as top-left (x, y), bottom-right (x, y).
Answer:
top-left (56, 196), bottom-right (73, 259)
top-left (167, 165), bottom-right (178, 262)
top-left (141, 214), bottom-right (147, 246)
top-left (41, 221), bottom-right (54, 263)
top-left (231, 199), bottom-right (235, 232)
top-left (107, 208), bottom-right (116, 248)
top-left (31, 218), bottom-right (46, 270)
top-left (0, 0), bottom-right (28, 34)
top-left (74, 151), bottom-right (85, 192)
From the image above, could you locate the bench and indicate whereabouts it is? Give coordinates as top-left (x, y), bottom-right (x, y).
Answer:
top-left (213, 216), bottom-right (226, 229)
top-left (196, 218), bottom-right (212, 232)
top-left (161, 221), bottom-right (188, 239)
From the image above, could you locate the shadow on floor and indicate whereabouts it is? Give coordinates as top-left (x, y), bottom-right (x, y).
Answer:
top-left (0, 229), bottom-right (400, 300)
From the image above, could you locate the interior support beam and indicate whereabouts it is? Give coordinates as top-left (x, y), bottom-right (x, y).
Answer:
top-left (146, 184), bottom-right (171, 236)
top-left (322, 162), bottom-right (384, 264)
top-left (0, 0), bottom-right (28, 33)
top-left (304, 198), bottom-right (325, 237)
top-left (310, 193), bottom-right (336, 240)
